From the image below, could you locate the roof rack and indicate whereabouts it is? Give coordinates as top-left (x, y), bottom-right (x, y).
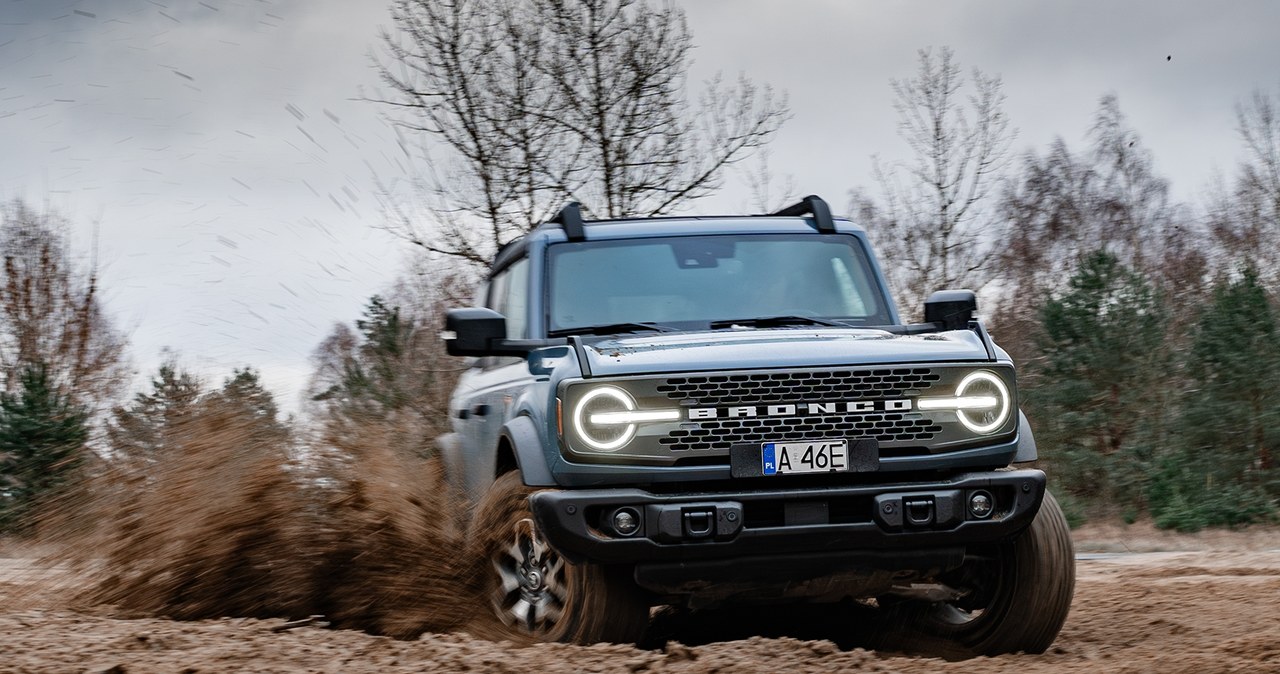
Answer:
top-left (772, 195), bottom-right (835, 233)
top-left (550, 202), bottom-right (586, 241)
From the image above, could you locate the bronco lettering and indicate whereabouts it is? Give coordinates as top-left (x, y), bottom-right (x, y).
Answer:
top-left (688, 398), bottom-right (913, 420)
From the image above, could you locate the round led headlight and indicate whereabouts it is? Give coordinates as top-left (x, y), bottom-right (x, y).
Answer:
top-left (953, 371), bottom-right (1011, 434)
top-left (571, 386), bottom-right (639, 451)
top-left (917, 370), bottom-right (1012, 434)
top-left (569, 386), bottom-right (681, 452)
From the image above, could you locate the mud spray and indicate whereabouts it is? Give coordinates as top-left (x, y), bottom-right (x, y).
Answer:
top-left (56, 403), bottom-right (482, 638)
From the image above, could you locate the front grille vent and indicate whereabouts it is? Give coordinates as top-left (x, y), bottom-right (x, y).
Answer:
top-left (659, 414), bottom-right (942, 452)
top-left (654, 368), bottom-right (945, 452)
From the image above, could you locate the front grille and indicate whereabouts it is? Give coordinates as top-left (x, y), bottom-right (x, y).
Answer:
top-left (654, 367), bottom-right (945, 452)
top-left (655, 368), bottom-right (942, 406)
top-left (659, 413), bottom-right (942, 452)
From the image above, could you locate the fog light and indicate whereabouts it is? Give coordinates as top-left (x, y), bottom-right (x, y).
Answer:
top-left (969, 491), bottom-right (994, 519)
top-left (612, 508), bottom-right (641, 536)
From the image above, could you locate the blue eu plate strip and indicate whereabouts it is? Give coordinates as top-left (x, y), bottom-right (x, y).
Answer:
top-left (762, 443), bottom-right (777, 475)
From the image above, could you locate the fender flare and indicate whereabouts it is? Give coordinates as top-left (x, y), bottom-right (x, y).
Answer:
top-left (501, 415), bottom-right (556, 486)
top-left (1014, 409), bottom-right (1038, 463)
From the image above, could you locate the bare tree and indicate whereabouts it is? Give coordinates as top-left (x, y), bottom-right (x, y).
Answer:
top-left (849, 47), bottom-right (1014, 316)
top-left (374, 0), bottom-right (789, 265)
top-left (990, 95), bottom-right (1204, 365)
top-left (742, 148), bottom-right (798, 214)
top-left (1210, 88), bottom-right (1280, 278)
top-left (0, 200), bottom-right (127, 415)
top-left (1237, 89), bottom-right (1280, 210)
top-left (995, 95), bottom-right (1197, 302)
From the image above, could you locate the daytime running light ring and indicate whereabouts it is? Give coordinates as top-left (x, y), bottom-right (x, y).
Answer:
top-left (954, 371), bottom-right (1011, 434)
top-left (572, 386), bottom-right (637, 451)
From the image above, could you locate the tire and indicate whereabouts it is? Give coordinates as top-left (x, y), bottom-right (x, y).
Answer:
top-left (881, 490), bottom-right (1076, 657)
top-left (468, 472), bottom-right (650, 645)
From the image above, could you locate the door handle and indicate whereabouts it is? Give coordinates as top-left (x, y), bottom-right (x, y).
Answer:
top-left (471, 403), bottom-right (491, 417)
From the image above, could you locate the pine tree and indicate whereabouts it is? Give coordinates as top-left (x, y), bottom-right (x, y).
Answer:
top-left (0, 363), bottom-right (89, 532)
top-left (355, 296), bottom-right (412, 411)
top-left (1148, 267), bottom-right (1280, 530)
top-left (1028, 251), bottom-right (1168, 506)
top-left (108, 362), bottom-right (203, 469)
top-left (1182, 267), bottom-right (1279, 473)
top-left (213, 368), bottom-right (286, 438)
top-left (308, 293), bottom-right (460, 461)
top-left (311, 296), bottom-right (418, 418)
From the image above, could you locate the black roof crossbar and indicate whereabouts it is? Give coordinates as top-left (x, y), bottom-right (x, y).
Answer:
top-left (772, 195), bottom-right (835, 233)
top-left (551, 202), bottom-right (586, 241)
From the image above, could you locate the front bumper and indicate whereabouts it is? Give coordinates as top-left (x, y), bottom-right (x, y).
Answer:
top-left (529, 469), bottom-right (1045, 566)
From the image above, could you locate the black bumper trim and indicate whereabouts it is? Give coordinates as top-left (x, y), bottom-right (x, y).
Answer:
top-left (529, 469), bottom-right (1046, 565)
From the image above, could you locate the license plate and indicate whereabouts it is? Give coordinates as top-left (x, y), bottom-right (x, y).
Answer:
top-left (762, 440), bottom-right (849, 475)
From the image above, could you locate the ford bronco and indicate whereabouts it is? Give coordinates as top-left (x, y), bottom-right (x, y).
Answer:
top-left (440, 195), bottom-right (1074, 655)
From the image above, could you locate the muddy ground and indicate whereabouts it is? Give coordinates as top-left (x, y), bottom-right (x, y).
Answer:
top-left (3, 523), bottom-right (1279, 673)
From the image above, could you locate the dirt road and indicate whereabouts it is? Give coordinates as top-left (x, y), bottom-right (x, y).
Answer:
top-left (3, 524), bottom-right (1279, 673)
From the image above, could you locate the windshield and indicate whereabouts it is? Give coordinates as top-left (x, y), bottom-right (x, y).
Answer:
top-left (546, 234), bottom-right (892, 333)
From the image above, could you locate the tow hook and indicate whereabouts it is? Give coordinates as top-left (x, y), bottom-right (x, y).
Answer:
top-left (874, 490), bottom-right (963, 530)
top-left (904, 497), bottom-right (936, 527)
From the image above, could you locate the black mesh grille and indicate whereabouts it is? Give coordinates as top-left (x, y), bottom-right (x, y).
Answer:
top-left (655, 367), bottom-right (942, 405)
top-left (654, 368), bottom-right (944, 452)
top-left (658, 413), bottom-right (942, 452)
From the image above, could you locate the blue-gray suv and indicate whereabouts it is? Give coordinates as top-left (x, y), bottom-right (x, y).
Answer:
top-left (441, 195), bottom-right (1074, 655)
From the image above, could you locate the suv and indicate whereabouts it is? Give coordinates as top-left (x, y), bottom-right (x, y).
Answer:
top-left (441, 196), bottom-right (1074, 656)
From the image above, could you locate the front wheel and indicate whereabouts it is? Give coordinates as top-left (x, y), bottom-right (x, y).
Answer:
top-left (468, 472), bottom-right (650, 645)
top-left (880, 490), bottom-right (1076, 657)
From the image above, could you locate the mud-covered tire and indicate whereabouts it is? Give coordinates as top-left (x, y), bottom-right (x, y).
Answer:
top-left (468, 472), bottom-right (650, 645)
top-left (882, 490), bottom-right (1076, 657)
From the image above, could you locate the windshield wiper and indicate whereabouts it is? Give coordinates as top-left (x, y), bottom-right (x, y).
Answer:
top-left (547, 321), bottom-right (679, 338)
top-left (710, 315), bottom-right (848, 329)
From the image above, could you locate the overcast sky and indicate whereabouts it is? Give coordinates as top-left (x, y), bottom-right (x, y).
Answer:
top-left (2, 0), bottom-right (1278, 413)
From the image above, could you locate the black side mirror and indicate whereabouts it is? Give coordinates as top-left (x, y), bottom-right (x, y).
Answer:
top-left (443, 307), bottom-right (508, 356)
top-left (924, 289), bottom-right (978, 331)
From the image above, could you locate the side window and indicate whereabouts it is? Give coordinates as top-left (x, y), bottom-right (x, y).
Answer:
top-left (503, 257), bottom-right (529, 339)
top-left (487, 257), bottom-right (529, 339)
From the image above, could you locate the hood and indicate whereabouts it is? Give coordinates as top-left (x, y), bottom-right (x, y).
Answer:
top-left (581, 328), bottom-right (993, 377)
